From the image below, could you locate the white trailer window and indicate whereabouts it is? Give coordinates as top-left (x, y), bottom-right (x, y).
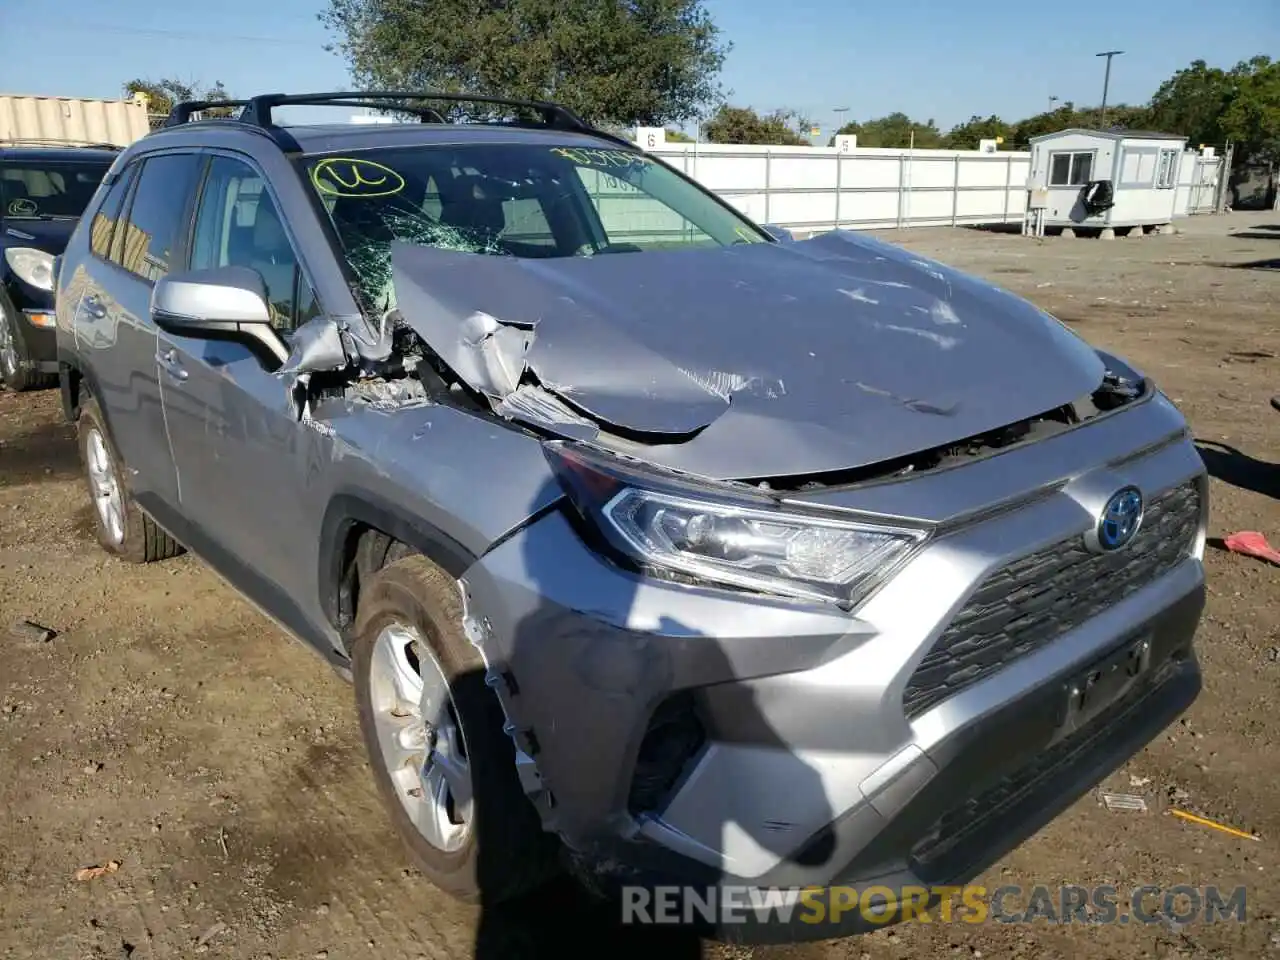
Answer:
top-left (1155, 148), bottom-right (1179, 189)
top-left (1048, 151), bottom-right (1094, 186)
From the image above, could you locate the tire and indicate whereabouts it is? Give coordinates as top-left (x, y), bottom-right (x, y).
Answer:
top-left (352, 554), bottom-right (561, 905)
top-left (77, 395), bottom-right (183, 563)
top-left (0, 300), bottom-right (55, 392)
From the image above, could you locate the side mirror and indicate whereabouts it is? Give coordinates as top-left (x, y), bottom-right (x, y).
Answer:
top-left (761, 223), bottom-right (795, 243)
top-left (151, 266), bottom-right (288, 367)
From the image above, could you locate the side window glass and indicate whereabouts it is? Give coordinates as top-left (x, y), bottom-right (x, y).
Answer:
top-left (88, 163), bottom-right (137, 260)
top-left (190, 155), bottom-right (315, 332)
top-left (117, 153), bottom-right (203, 282)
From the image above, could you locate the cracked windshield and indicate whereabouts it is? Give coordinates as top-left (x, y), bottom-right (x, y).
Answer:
top-left (302, 143), bottom-right (768, 312)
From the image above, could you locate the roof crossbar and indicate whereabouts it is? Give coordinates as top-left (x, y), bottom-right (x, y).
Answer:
top-left (310, 99), bottom-right (448, 124)
top-left (235, 90), bottom-right (594, 133)
top-left (163, 99), bottom-right (253, 127)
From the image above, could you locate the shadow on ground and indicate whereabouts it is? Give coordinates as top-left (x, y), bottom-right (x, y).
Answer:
top-left (0, 417), bottom-right (79, 486)
top-left (959, 222), bottom-right (1024, 235)
top-left (475, 878), bottom-right (705, 958)
top-left (1225, 258), bottom-right (1280, 270)
top-left (1195, 440), bottom-right (1279, 500)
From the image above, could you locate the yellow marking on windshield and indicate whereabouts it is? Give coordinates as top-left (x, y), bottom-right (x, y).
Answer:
top-left (311, 157), bottom-right (406, 198)
top-left (551, 147), bottom-right (653, 169)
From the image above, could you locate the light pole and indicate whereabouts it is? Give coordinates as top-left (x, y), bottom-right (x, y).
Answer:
top-left (1095, 50), bottom-right (1124, 124)
top-left (832, 105), bottom-right (849, 142)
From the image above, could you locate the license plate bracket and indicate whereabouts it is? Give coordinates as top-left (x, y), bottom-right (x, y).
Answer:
top-left (1057, 634), bottom-right (1152, 738)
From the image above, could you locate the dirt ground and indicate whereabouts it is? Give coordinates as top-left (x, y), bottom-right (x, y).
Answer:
top-left (1, 213), bottom-right (1277, 960)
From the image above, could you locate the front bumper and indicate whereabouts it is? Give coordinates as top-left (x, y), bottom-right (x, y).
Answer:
top-left (3, 277), bottom-right (58, 371)
top-left (20, 309), bottom-right (57, 371)
top-left (458, 392), bottom-right (1207, 941)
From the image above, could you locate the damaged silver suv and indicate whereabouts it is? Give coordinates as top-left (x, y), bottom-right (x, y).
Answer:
top-left (55, 92), bottom-right (1208, 939)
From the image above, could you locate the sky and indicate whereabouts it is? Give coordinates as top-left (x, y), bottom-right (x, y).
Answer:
top-left (2, 0), bottom-right (1276, 134)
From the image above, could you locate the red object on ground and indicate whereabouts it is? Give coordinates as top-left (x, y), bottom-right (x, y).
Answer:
top-left (1223, 531), bottom-right (1280, 566)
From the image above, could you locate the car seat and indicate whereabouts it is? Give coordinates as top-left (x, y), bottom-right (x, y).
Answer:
top-left (247, 200), bottom-right (297, 322)
top-left (438, 174), bottom-right (507, 246)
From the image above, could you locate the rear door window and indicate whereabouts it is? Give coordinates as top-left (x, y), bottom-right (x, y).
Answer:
top-left (115, 153), bottom-right (204, 283)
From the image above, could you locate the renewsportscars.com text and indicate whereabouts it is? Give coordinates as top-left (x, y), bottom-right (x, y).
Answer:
top-left (621, 883), bottom-right (1247, 926)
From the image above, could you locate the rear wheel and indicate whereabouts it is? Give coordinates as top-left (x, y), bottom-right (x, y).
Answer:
top-left (351, 554), bottom-right (561, 904)
top-left (77, 396), bottom-right (183, 562)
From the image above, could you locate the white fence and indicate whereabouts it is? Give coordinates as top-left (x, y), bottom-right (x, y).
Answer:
top-left (637, 142), bottom-right (1225, 233)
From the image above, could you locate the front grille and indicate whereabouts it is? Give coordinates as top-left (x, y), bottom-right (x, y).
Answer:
top-left (903, 481), bottom-right (1201, 719)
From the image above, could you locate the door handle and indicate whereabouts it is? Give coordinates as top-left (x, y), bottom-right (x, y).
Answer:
top-left (159, 348), bottom-right (188, 382)
top-left (82, 294), bottom-right (106, 319)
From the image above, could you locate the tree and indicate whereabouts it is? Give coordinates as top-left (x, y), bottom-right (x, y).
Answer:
top-left (664, 128), bottom-right (695, 142)
top-left (124, 78), bottom-right (235, 119)
top-left (1147, 59), bottom-right (1231, 148)
top-left (1004, 102), bottom-right (1149, 148)
top-left (943, 114), bottom-right (1011, 149)
top-left (1220, 56), bottom-right (1280, 167)
top-left (829, 113), bottom-right (942, 149)
top-left (320, 0), bottom-right (728, 127)
top-left (702, 105), bottom-right (810, 145)
top-left (1149, 55), bottom-right (1280, 167)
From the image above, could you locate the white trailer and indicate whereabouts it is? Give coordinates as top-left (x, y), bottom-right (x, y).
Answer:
top-left (1026, 128), bottom-right (1190, 235)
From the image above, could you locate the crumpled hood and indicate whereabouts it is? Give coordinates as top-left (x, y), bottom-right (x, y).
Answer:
top-left (390, 230), bottom-right (1105, 480)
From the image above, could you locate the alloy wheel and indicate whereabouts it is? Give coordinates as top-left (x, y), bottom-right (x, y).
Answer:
top-left (367, 623), bottom-right (473, 853)
top-left (85, 428), bottom-right (125, 546)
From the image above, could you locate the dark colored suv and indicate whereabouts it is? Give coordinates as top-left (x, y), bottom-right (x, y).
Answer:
top-left (1, 143), bottom-right (116, 391)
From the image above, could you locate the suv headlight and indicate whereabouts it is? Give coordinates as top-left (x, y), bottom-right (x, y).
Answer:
top-left (4, 247), bottom-right (55, 292)
top-left (545, 441), bottom-right (929, 609)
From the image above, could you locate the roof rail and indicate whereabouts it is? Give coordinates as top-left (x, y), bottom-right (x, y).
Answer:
top-left (236, 90), bottom-right (595, 133)
top-left (0, 138), bottom-right (123, 151)
top-left (163, 99), bottom-right (253, 127)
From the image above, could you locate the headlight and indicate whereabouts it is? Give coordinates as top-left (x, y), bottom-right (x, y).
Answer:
top-left (545, 441), bottom-right (929, 608)
top-left (4, 247), bottom-right (55, 292)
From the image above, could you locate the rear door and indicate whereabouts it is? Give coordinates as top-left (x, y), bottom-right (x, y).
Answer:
top-left (73, 151), bottom-right (204, 511)
top-left (158, 151), bottom-right (323, 601)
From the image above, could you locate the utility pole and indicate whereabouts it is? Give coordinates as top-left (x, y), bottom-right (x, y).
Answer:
top-left (1095, 50), bottom-right (1124, 125)
top-left (832, 105), bottom-right (849, 140)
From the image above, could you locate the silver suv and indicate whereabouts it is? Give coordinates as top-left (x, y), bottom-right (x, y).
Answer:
top-left (54, 91), bottom-right (1207, 940)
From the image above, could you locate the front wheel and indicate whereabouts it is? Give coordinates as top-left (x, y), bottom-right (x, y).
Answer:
top-left (351, 555), bottom-right (561, 904)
